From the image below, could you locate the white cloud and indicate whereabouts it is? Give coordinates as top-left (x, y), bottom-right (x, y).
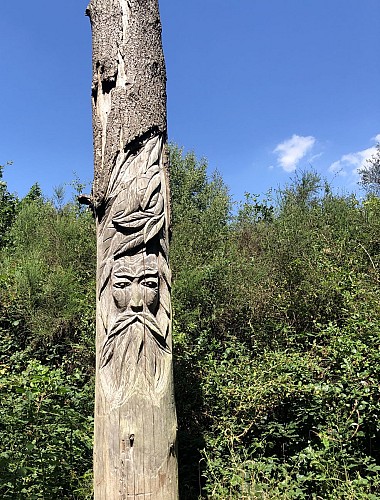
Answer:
top-left (328, 134), bottom-right (380, 177)
top-left (274, 134), bottom-right (316, 172)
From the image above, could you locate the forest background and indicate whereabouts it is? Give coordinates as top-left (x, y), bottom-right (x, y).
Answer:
top-left (0, 143), bottom-right (380, 499)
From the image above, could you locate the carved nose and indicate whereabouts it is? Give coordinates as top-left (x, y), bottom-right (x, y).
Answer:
top-left (130, 284), bottom-right (143, 312)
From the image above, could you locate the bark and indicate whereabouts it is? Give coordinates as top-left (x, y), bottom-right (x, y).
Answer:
top-left (87, 1), bottom-right (178, 497)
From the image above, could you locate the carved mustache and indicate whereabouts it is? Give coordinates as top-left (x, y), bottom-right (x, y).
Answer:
top-left (100, 311), bottom-right (169, 368)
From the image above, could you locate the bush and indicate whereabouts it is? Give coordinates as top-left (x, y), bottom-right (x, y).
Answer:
top-left (170, 164), bottom-right (380, 498)
top-left (0, 186), bottom-right (96, 498)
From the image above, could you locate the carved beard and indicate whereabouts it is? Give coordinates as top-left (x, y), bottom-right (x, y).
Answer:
top-left (100, 311), bottom-right (170, 405)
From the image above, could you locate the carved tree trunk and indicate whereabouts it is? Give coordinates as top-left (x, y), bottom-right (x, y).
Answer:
top-left (86, 1), bottom-right (178, 498)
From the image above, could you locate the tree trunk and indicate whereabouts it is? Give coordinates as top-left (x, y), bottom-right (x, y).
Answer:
top-left (86, 1), bottom-right (178, 497)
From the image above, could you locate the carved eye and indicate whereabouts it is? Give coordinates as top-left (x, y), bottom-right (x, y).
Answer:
top-left (114, 281), bottom-right (131, 289)
top-left (142, 280), bottom-right (158, 289)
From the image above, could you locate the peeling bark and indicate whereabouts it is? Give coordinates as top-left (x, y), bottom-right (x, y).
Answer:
top-left (87, 1), bottom-right (178, 498)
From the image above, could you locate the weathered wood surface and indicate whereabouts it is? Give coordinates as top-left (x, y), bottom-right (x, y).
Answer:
top-left (86, 0), bottom-right (178, 497)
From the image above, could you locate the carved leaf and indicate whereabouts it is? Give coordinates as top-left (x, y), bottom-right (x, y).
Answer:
top-left (101, 227), bottom-right (117, 264)
top-left (160, 235), bottom-right (169, 259)
top-left (113, 232), bottom-right (144, 257)
top-left (144, 214), bottom-right (164, 244)
top-left (113, 178), bottom-right (140, 217)
top-left (99, 259), bottom-right (113, 297)
top-left (113, 210), bottom-right (149, 230)
top-left (141, 171), bottom-right (161, 210)
top-left (146, 135), bottom-right (161, 173)
top-left (143, 135), bottom-right (160, 171)
top-left (151, 192), bottom-right (164, 215)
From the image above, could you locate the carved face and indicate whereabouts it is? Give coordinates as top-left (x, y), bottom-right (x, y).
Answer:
top-left (112, 253), bottom-right (159, 314)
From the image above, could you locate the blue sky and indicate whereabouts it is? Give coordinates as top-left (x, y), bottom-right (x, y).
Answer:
top-left (0, 1), bottom-right (379, 203)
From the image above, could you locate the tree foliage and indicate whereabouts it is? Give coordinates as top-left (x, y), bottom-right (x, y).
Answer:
top-left (170, 150), bottom-right (380, 499)
top-left (0, 185), bottom-right (95, 498)
top-left (359, 144), bottom-right (380, 196)
top-left (0, 163), bottom-right (19, 249)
